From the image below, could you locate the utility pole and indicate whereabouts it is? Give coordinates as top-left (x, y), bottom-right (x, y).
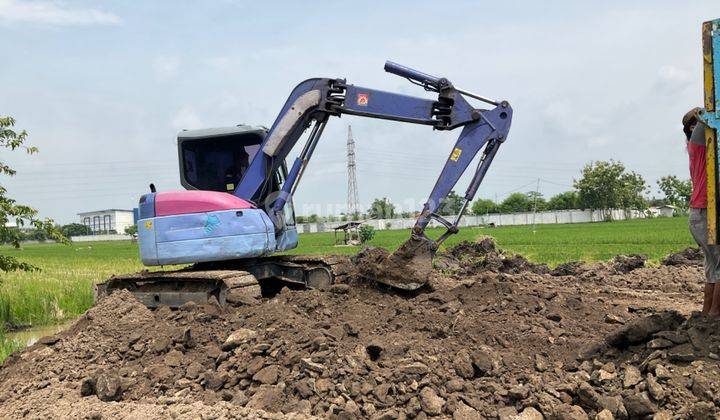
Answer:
top-left (346, 125), bottom-right (360, 220)
top-left (531, 178), bottom-right (541, 233)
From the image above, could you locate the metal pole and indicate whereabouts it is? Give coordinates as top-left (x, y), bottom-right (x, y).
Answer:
top-left (532, 178), bottom-right (540, 234)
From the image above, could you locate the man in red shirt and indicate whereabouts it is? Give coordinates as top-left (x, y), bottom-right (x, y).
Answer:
top-left (684, 107), bottom-right (720, 317)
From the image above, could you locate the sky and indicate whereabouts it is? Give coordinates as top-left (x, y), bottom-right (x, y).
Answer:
top-left (0, 0), bottom-right (717, 223)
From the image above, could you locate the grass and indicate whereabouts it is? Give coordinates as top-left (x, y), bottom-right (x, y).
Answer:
top-left (0, 330), bottom-right (21, 361)
top-left (0, 216), bottom-right (695, 361)
top-left (284, 216), bottom-right (695, 265)
top-left (0, 241), bottom-right (143, 329)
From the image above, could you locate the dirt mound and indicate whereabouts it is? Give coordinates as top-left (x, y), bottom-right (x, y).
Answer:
top-left (548, 254), bottom-right (646, 278)
top-left (0, 242), bottom-right (713, 418)
top-left (661, 247), bottom-right (703, 267)
top-left (610, 254), bottom-right (647, 274)
top-left (434, 237), bottom-right (550, 276)
top-left (568, 311), bottom-right (720, 418)
top-left (549, 261), bottom-right (588, 277)
top-left (0, 290), bottom-right (307, 419)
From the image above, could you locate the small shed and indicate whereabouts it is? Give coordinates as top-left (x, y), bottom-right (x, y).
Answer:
top-left (657, 205), bottom-right (676, 217)
top-left (333, 221), bottom-right (363, 246)
top-left (649, 205), bottom-right (676, 218)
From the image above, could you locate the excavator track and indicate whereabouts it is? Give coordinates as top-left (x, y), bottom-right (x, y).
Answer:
top-left (95, 254), bottom-right (354, 308)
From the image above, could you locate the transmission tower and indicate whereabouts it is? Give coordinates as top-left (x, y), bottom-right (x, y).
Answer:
top-left (346, 125), bottom-right (360, 219)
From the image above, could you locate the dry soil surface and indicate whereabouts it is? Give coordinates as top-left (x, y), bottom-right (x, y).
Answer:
top-left (0, 240), bottom-right (717, 420)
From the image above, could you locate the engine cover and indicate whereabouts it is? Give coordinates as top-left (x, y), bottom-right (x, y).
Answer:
top-left (137, 191), bottom-right (277, 266)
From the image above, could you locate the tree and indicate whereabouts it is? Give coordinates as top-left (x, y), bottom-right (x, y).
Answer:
top-left (359, 225), bottom-right (375, 243)
top-left (657, 175), bottom-right (691, 213)
top-left (29, 229), bottom-right (48, 242)
top-left (499, 193), bottom-right (533, 213)
top-left (471, 199), bottom-right (498, 215)
top-left (62, 223), bottom-right (93, 237)
top-left (0, 116), bottom-right (67, 272)
top-left (124, 225), bottom-right (138, 235)
top-left (438, 190), bottom-right (464, 216)
top-left (646, 197), bottom-right (667, 207)
top-left (574, 160), bottom-right (647, 220)
top-left (547, 191), bottom-right (579, 210)
top-left (368, 198), bottom-right (395, 219)
top-left (307, 214), bottom-right (319, 223)
top-left (0, 227), bottom-right (24, 244)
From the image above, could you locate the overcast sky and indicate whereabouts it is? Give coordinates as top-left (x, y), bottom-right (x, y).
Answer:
top-left (0, 1), bottom-right (717, 223)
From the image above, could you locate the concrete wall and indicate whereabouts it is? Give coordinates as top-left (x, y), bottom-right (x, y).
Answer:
top-left (297, 209), bottom-right (649, 234)
top-left (70, 234), bottom-right (132, 242)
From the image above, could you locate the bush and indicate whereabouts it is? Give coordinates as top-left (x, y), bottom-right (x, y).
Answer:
top-left (359, 225), bottom-right (375, 243)
top-left (61, 223), bottom-right (92, 237)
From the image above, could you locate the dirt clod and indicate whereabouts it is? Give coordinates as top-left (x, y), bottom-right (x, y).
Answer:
top-left (94, 372), bottom-right (122, 402)
top-left (354, 236), bottom-right (435, 290)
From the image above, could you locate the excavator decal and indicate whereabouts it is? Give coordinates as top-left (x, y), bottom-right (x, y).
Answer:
top-left (357, 93), bottom-right (369, 106)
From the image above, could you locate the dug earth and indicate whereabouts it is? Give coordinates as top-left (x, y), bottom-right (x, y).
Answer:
top-left (0, 239), bottom-right (717, 419)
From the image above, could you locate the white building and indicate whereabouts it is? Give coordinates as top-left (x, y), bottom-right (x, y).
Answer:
top-left (78, 209), bottom-right (135, 234)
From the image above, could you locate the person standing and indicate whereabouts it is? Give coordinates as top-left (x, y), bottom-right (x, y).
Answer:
top-left (684, 107), bottom-right (720, 317)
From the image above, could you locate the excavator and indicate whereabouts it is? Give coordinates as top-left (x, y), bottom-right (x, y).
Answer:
top-left (97, 61), bottom-right (513, 307)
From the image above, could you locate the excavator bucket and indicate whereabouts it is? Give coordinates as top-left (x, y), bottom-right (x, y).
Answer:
top-left (356, 236), bottom-right (435, 290)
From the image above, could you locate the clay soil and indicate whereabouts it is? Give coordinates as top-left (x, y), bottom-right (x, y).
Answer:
top-left (0, 240), bottom-right (718, 419)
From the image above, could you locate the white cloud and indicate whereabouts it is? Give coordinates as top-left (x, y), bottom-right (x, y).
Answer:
top-left (658, 65), bottom-right (692, 83)
top-left (171, 106), bottom-right (203, 131)
top-left (587, 136), bottom-right (610, 147)
top-left (0, 0), bottom-right (121, 25)
top-left (152, 56), bottom-right (180, 81)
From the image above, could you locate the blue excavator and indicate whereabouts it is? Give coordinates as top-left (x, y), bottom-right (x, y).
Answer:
top-left (98, 61), bottom-right (512, 307)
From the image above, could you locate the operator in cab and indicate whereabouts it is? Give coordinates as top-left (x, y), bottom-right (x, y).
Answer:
top-left (224, 150), bottom-right (250, 191)
top-left (684, 107), bottom-right (720, 317)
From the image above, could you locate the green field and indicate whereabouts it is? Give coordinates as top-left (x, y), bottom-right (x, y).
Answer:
top-left (0, 217), bottom-right (695, 360)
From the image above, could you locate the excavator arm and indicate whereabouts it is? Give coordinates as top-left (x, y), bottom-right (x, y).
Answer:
top-left (235, 61), bottom-right (512, 250)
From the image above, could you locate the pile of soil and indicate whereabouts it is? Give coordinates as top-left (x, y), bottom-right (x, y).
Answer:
top-left (433, 237), bottom-right (550, 276)
top-left (0, 239), bottom-right (715, 419)
top-left (568, 311), bottom-right (720, 419)
top-left (661, 247), bottom-right (703, 267)
top-left (353, 236), bottom-right (434, 290)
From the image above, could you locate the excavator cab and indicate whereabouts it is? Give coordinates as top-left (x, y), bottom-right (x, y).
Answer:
top-left (178, 125), bottom-right (265, 194)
